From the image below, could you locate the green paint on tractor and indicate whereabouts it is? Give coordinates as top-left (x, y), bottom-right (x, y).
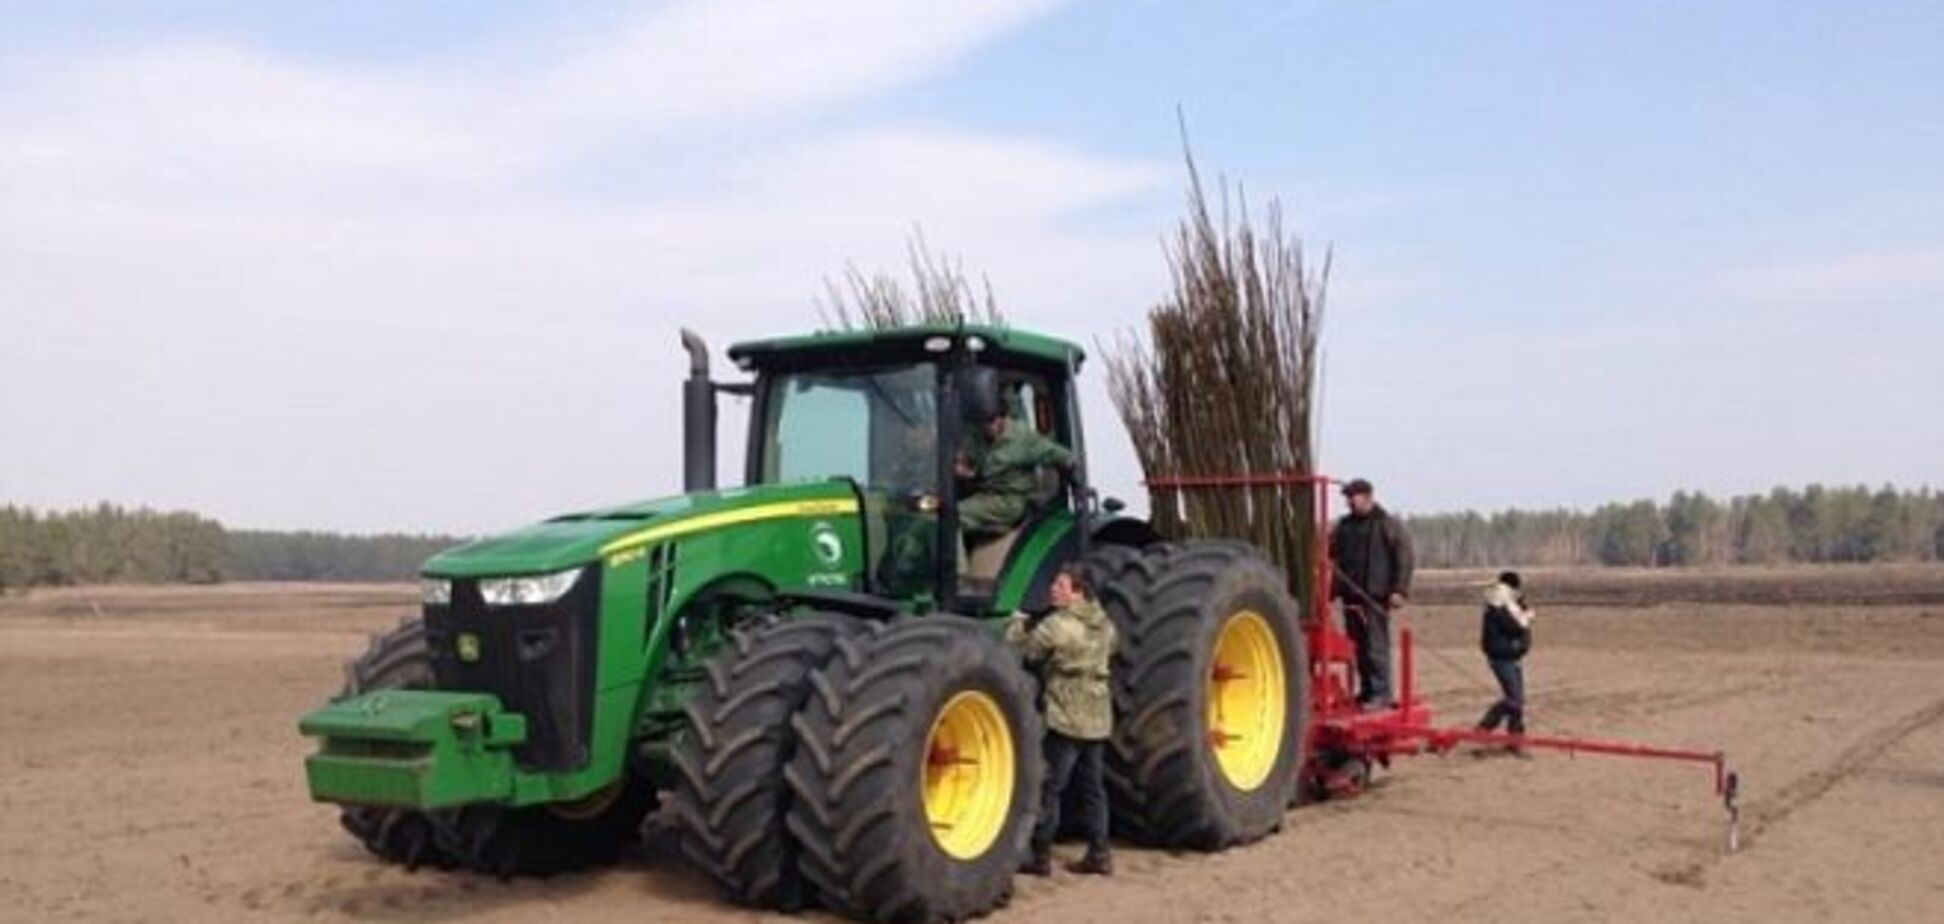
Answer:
top-left (300, 479), bottom-right (873, 809)
top-left (290, 323), bottom-right (1281, 924)
top-left (296, 327), bottom-right (1111, 813)
top-left (301, 690), bottom-right (524, 808)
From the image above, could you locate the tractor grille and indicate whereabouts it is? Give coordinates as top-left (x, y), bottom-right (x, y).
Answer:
top-left (423, 568), bottom-right (601, 772)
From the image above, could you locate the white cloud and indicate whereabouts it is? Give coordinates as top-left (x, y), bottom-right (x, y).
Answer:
top-left (1, 44), bottom-right (496, 205)
top-left (0, 0), bottom-right (1187, 533)
top-left (532, 0), bottom-right (1064, 130)
top-left (1, 0), bottom-right (1073, 203)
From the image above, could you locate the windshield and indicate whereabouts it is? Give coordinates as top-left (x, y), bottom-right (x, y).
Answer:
top-left (759, 364), bottom-right (938, 490)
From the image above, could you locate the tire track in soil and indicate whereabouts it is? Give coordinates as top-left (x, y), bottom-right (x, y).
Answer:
top-left (1735, 691), bottom-right (1944, 847)
top-left (1636, 691), bottom-right (1944, 891)
top-left (1397, 681), bottom-right (1944, 897)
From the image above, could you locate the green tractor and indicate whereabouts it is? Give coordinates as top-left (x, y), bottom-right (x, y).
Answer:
top-left (299, 324), bottom-right (1309, 921)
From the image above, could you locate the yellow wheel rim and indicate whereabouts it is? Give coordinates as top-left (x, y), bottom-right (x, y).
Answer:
top-left (921, 690), bottom-right (1016, 860)
top-left (1207, 610), bottom-right (1288, 792)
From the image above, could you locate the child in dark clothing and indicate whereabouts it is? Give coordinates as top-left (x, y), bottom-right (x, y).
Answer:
top-left (1477, 571), bottom-right (1535, 753)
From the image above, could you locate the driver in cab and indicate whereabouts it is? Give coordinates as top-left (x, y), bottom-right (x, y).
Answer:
top-left (954, 396), bottom-right (1073, 540)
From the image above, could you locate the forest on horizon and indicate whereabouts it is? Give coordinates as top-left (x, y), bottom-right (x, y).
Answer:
top-left (2, 483), bottom-right (1941, 593)
top-left (0, 503), bottom-right (464, 592)
top-left (1405, 484), bottom-right (1944, 569)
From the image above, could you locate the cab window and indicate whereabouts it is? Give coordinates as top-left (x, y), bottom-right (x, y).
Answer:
top-left (759, 364), bottom-right (938, 489)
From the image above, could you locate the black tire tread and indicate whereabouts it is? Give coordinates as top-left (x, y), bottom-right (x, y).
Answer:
top-left (668, 612), bottom-right (860, 909)
top-left (1089, 541), bottom-right (1308, 849)
top-left (784, 618), bottom-right (1044, 924)
top-left (336, 616), bottom-right (459, 870)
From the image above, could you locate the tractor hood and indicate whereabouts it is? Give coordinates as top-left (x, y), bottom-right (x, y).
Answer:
top-left (423, 480), bottom-right (860, 578)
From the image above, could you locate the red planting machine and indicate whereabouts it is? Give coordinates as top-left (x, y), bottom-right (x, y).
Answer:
top-left (1146, 471), bottom-right (1743, 851)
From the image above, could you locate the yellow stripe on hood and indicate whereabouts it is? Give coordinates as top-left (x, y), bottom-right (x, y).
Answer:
top-left (599, 498), bottom-right (859, 556)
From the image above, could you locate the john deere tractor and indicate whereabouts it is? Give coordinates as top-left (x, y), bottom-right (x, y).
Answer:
top-left (299, 324), bottom-right (1308, 921)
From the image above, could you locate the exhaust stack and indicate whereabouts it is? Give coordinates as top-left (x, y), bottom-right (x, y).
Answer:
top-left (680, 328), bottom-right (716, 492)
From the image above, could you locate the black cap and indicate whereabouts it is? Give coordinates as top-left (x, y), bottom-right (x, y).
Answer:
top-left (1498, 570), bottom-right (1522, 589)
top-left (1341, 478), bottom-right (1373, 497)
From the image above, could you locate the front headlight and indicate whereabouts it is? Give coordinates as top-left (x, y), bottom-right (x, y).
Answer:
top-left (478, 567), bottom-right (583, 606)
top-left (421, 578), bottom-right (452, 606)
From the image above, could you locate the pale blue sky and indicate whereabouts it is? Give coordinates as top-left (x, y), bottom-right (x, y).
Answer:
top-left (2, 1), bottom-right (1939, 533)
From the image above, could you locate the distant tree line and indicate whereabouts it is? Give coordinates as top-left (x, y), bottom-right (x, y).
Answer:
top-left (0, 503), bottom-right (465, 592)
top-left (224, 530), bottom-right (465, 582)
top-left (1407, 485), bottom-right (1944, 569)
top-left (8, 486), bottom-right (1939, 591)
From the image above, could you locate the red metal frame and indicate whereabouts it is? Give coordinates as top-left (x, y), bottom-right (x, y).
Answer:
top-left (1145, 470), bottom-right (1734, 807)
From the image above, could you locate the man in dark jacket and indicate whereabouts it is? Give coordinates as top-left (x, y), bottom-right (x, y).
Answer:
top-left (1329, 478), bottom-right (1415, 708)
top-left (1477, 570), bottom-right (1535, 751)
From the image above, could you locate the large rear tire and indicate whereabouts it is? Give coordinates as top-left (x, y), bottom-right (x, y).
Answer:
top-left (336, 617), bottom-right (459, 870)
top-left (669, 612), bottom-right (860, 909)
top-left (1094, 541), bottom-right (1308, 848)
top-left (786, 619), bottom-right (1044, 924)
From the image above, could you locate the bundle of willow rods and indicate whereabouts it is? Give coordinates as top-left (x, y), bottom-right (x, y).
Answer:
top-left (821, 231), bottom-right (1004, 330)
top-left (1105, 155), bottom-right (1329, 597)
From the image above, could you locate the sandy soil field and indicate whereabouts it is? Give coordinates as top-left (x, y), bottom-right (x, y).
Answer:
top-left (3, 566), bottom-right (1941, 924)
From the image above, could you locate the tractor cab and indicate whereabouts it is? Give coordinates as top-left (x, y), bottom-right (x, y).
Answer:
top-left (721, 324), bottom-right (1091, 614)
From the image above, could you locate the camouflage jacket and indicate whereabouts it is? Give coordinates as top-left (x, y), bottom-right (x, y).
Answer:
top-left (963, 418), bottom-right (1074, 499)
top-left (1005, 598), bottom-right (1116, 740)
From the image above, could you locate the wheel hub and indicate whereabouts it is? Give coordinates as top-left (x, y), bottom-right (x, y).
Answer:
top-left (921, 690), bottom-right (1016, 859)
top-left (1206, 609), bottom-right (1287, 791)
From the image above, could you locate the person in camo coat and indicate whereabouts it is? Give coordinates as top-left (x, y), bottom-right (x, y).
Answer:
top-left (1005, 563), bottom-right (1116, 876)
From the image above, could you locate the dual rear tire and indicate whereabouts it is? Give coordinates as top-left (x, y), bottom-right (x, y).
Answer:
top-left (667, 612), bottom-right (863, 909)
top-left (673, 614), bottom-right (1045, 924)
top-left (785, 619), bottom-right (1044, 923)
top-left (678, 540), bottom-right (1307, 921)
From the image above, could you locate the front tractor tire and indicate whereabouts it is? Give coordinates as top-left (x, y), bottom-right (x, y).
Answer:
top-left (428, 774), bottom-right (655, 878)
top-left (669, 612), bottom-right (861, 910)
top-left (336, 617), bottom-right (458, 870)
top-left (786, 619), bottom-right (1045, 924)
top-left (334, 617), bottom-right (652, 879)
top-left (1095, 541), bottom-right (1309, 849)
